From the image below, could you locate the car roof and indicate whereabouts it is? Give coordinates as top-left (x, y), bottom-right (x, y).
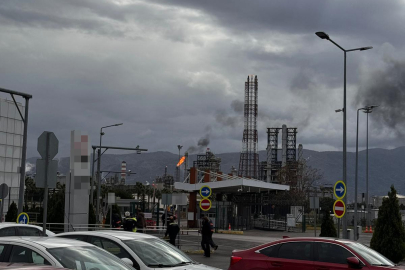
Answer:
top-left (0, 236), bottom-right (95, 249)
top-left (57, 230), bottom-right (159, 241)
top-left (0, 223), bottom-right (55, 235)
top-left (250, 237), bottom-right (355, 251)
top-left (0, 263), bottom-right (67, 270)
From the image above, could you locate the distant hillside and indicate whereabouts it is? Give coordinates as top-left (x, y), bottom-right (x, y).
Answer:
top-left (27, 147), bottom-right (405, 199)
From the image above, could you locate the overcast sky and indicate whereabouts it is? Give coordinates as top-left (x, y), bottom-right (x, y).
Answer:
top-left (1, 0), bottom-right (405, 159)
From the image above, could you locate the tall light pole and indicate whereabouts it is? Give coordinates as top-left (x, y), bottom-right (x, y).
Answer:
top-left (354, 105), bottom-right (378, 239)
top-left (96, 123), bottom-right (123, 223)
top-left (363, 105), bottom-right (378, 229)
top-left (354, 107), bottom-right (366, 240)
top-left (316, 32), bottom-right (372, 238)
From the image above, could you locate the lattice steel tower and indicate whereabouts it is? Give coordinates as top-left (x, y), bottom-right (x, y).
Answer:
top-left (238, 75), bottom-right (259, 178)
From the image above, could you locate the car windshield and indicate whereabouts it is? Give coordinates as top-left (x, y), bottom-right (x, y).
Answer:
top-left (124, 238), bottom-right (193, 267)
top-left (47, 246), bottom-right (134, 270)
top-left (344, 242), bottom-right (395, 266)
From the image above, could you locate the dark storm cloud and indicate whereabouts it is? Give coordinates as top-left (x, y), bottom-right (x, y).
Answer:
top-left (1, 0), bottom-right (405, 158)
top-left (356, 58), bottom-right (405, 135)
top-left (152, 0), bottom-right (405, 43)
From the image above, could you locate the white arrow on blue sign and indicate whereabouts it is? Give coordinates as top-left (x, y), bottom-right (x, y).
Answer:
top-left (200, 186), bottom-right (212, 198)
top-left (334, 181), bottom-right (346, 199)
top-left (17, 213), bottom-right (29, 224)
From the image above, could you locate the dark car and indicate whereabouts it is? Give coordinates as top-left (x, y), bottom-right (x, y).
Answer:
top-left (228, 237), bottom-right (400, 270)
top-left (0, 263), bottom-right (67, 269)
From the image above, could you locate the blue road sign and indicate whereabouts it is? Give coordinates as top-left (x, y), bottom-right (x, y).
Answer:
top-left (17, 212), bottom-right (29, 224)
top-left (334, 180), bottom-right (346, 200)
top-left (200, 186), bottom-right (212, 198)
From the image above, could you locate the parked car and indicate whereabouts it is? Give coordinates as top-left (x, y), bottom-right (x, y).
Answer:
top-left (228, 237), bottom-right (399, 270)
top-left (0, 237), bottom-right (134, 270)
top-left (56, 230), bottom-right (222, 270)
top-left (0, 223), bottom-right (55, 237)
top-left (0, 262), bottom-right (67, 269)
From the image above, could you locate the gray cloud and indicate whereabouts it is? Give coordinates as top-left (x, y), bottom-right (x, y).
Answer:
top-left (0, 0), bottom-right (404, 159)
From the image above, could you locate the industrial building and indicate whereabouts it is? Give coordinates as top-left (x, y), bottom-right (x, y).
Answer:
top-left (174, 75), bottom-right (307, 230)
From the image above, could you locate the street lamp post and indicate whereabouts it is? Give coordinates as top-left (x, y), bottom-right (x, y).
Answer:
top-left (96, 123), bottom-right (123, 223)
top-left (316, 32), bottom-right (372, 239)
top-left (354, 105), bottom-right (378, 240)
top-left (355, 107), bottom-right (365, 240)
top-left (363, 106), bottom-right (378, 229)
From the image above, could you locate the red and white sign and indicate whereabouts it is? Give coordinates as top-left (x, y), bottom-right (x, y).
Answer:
top-left (200, 198), bottom-right (212, 211)
top-left (333, 200), bottom-right (346, 218)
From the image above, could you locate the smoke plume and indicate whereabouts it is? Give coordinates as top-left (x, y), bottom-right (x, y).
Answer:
top-left (215, 99), bottom-right (244, 128)
top-left (356, 58), bottom-right (405, 135)
top-left (186, 128), bottom-right (211, 154)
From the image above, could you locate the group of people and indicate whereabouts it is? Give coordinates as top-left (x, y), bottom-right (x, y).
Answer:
top-left (112, 211), bottom-right (146, 233)
top-left (113, 211), bottom-right (218, 257)
top-left (162, 213), bottom-right (220, 257)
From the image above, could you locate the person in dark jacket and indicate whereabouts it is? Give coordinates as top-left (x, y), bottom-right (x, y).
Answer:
top-left (123, 211), bottom-right (137, 232)
top-left (165, 216), bottom-right (180, 246)
top-left (136, 212), bottom-right (146, 233)
top-left (208, 219), bottom-right (218, 250)
top-left (200, 216), bottom-right (212, 257)
top-left (111, 213), bottom-right (122, 228)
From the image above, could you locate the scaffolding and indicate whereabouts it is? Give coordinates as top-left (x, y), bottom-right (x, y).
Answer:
top-left (267, 128), bottom-right (282, 182)
top-left (238, 75), bottom-right (259, 178)
top-left (193, 148), bottom-right (221, 172)
top-left (266, 126), bottom-right (299, 184)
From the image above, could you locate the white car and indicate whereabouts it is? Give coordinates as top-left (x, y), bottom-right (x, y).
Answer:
top-left (0, 237), bottom-right (134, 270)
top-left (0, 223), bottom-right (55, 237)
top-left (56, 230), bottom-right (221, 270)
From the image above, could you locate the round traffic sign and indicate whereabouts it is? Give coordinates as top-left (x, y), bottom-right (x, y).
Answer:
top-left (200, 198), bottom-right (212, 211)
top-left (0, 183), bottom-right (9, 200)
top-left (333, 200), bottom-right (346, 218)
top-left (199, 185), bottom-right (212, 198)
top-left (334, 180), bottom-right (346, 199)
top-left (17, 212), bottom-right (29, 224)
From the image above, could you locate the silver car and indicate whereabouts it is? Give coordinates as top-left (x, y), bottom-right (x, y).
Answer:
top-left (0, 237), bottom-right (134, 270)
top-left (56, 230), bottom-right (221, 270)
top-left (0, 223), bottom-right (55, 237)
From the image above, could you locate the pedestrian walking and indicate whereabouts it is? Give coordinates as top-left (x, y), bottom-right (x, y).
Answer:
top-left (123, 211), bottom-right (137, 232)
top-left (165, 216), bottom-right (180, 246)
top-left (200, 216), bottom-right (212, 257)
top-left (137, 212), bottom-right (146, 233)
top-left (208, 218), bottom-right (218, 250)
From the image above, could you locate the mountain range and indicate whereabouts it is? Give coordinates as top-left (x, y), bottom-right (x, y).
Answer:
top-left (26, 147), bottom-right (405, 199)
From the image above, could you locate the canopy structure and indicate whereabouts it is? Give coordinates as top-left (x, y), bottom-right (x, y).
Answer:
top-left (175, 178), bottom-right (289, 193)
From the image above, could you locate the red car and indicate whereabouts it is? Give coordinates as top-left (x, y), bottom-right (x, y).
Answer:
top-left (228, 237), bottom-right (400, 270)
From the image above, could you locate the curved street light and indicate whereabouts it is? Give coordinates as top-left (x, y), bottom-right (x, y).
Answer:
top-left (316, 31), bottom-right (372, 239)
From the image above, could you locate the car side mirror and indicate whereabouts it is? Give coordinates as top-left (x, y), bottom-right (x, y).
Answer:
top-left (347, 257), bottom-right (362, 269)
top-left (121, 258), bottom-right (133, 267)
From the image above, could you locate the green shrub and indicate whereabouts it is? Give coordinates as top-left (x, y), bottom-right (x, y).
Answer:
top-left (319, 209), bottom-right (337, 237)
top-left (5, 201), bottom-right (18, 222)
top-left (370, 185), bottom-right (405, 263)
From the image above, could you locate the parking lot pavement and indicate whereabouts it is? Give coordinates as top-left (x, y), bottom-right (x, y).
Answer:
top-left (180, 229), bottom-right (374, 270)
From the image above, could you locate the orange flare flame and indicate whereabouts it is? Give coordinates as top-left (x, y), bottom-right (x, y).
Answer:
top-left (177, 156), bottom-right (185, 167)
